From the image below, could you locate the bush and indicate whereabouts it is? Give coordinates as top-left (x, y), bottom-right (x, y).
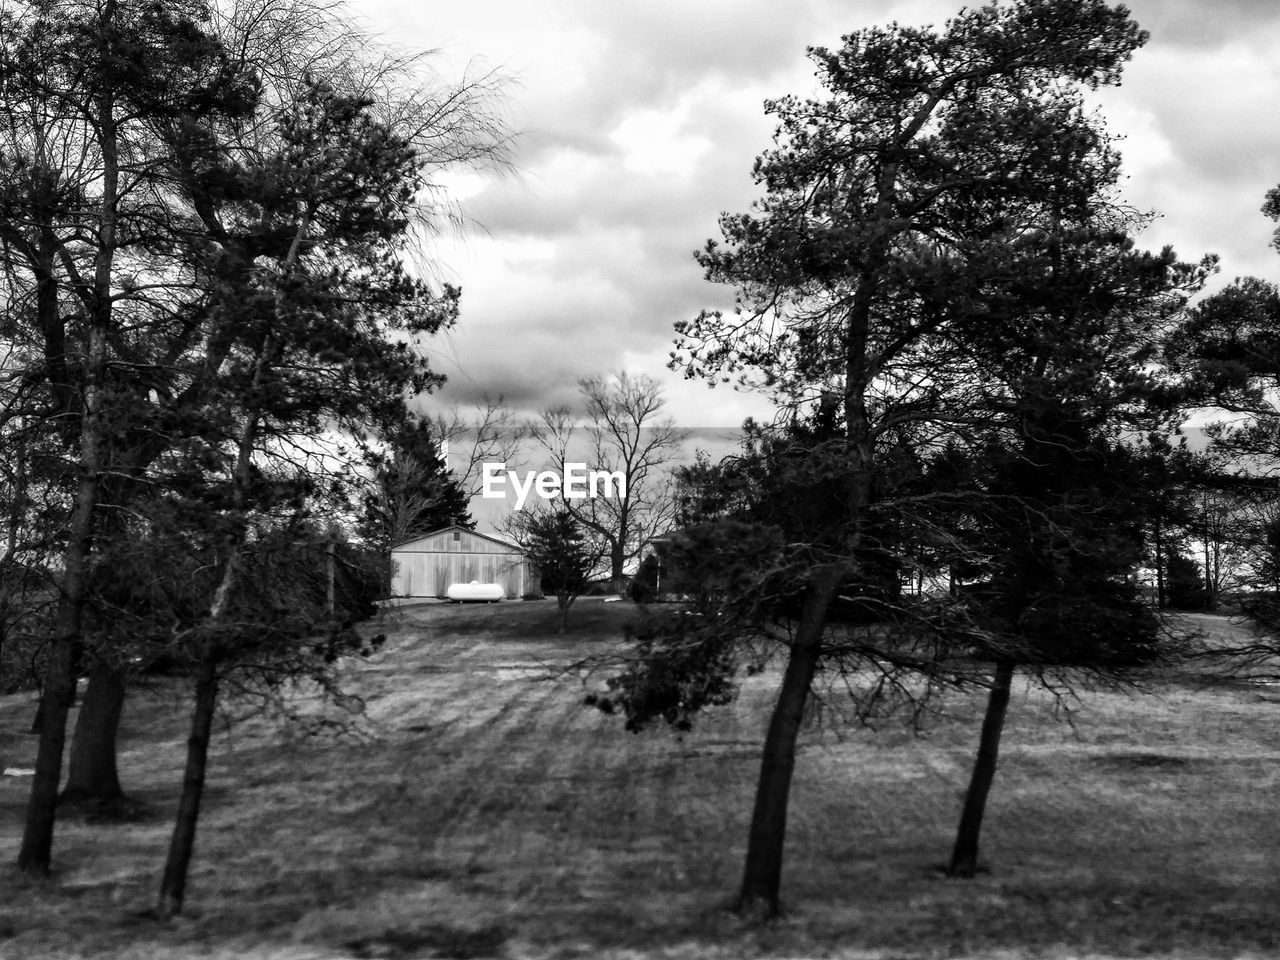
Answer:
top-left (1165, 550), bottom-right (1208, 611)
top-left (628, 554), bottom-right (661, 604)
top-left (585, 607), bottom-right (737, 732)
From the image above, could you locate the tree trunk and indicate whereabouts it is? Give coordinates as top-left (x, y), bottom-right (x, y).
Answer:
top-left (30, 694), bottom-right (45, 735)
top-left (61, 661), bottom-right (126, 806)
top-left (20, 382), bottom-right (103, 873)
top-left (154, 256), bottom-right (282, 914)
top-left (1203, 521), bottom-right (1214, 612)
top-left (156, 657), bottom-right (219, 919)
top-left (947, 659), bottom-right (1016, 878)
top-left (19, 0), bottom-right (120, 874)
top-left (17, 637), bottom-right (77, 872)
top-left (734, 569), bottom-right (840, 920)
top-left (610, 541), bottom-right (625, 594)
top-left (1154, 521), bottom-right (1165, 609)
top-left (325, 531), bottom-right (336, 617)
top-left (30, 643), bottom-right (83, 734)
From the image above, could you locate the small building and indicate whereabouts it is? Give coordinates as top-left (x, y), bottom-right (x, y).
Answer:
top-left (390, 525), bottom-right (533, 599)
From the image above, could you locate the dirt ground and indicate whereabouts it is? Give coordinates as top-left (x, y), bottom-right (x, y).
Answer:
top-left (2, 602), bottom-right (1280, 959)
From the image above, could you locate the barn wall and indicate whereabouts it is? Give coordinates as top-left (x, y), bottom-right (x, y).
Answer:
top-left (390, 526), bottom-right (536, 599)
top-left (398, 528), bottom-right (519, 555)
top-left (390, 550), bottom-right (531, 598)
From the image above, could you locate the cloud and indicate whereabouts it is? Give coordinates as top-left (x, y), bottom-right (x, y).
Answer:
top-left (1119, 42), bottom-right (1280, 187)
top-left (1126, 0), bottom-right (1280, 49)
top-left (362, 0), bottom-right (1280, 428)
top-left (1100, 9), bottom-right (1280, 288)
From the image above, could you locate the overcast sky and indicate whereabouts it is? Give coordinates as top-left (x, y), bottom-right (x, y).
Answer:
top-left (358, 0), bottom-right (1280, 430)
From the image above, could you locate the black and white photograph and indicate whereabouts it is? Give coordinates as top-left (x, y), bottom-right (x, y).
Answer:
top-left (2, 0), bottom-right (1280, 956)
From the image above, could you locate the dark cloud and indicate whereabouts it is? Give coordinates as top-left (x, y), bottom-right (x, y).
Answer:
top-left (364, 0), bottom-right (1280, 426)
top-left (570, 0), bottom-right (834, 95)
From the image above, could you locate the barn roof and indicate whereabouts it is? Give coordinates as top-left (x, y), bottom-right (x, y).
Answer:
top-left (391, 524), bottom-right (523, 554)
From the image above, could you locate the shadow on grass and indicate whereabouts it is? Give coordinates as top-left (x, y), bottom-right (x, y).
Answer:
top-left (344, 923), bottom-right (507, 959)
top-left (56, 792), bottom-right (166, 824)
top-left (390, 596), bottom-right (644, 640)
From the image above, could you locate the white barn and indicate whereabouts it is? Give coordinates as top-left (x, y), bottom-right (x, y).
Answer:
top-left (389, 525), bottom-right (533, 599)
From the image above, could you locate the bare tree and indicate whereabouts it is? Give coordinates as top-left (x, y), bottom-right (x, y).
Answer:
top-left (428, 393), bottom-right (526, 498)
top-left (530, 372), bottom-right (684, 590)
top-left (367, 456), bottom-right (459, 545)
top-left (1195, 487), bottom-right (1253, 609)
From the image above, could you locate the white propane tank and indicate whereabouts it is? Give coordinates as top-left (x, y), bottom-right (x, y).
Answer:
top-left (446, 581), bottom-right (504, 602)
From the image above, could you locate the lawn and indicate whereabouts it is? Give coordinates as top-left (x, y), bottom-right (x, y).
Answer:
top-left (2, 602), bottom-right (1279, 959)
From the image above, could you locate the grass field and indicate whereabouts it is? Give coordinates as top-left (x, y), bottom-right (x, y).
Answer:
top-left (2, 601), bottom-right (1280, 959)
